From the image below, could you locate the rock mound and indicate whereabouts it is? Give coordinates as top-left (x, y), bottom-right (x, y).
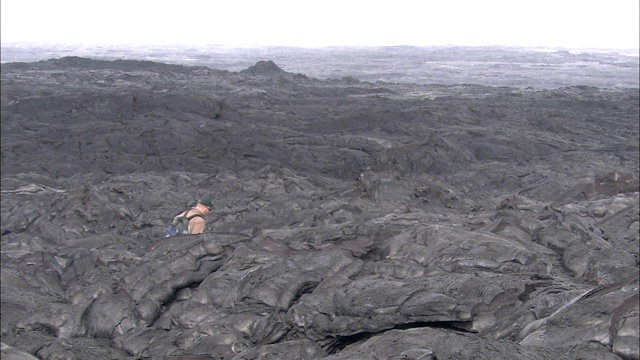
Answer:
top-left (241, 60), bottom-right (289, 77)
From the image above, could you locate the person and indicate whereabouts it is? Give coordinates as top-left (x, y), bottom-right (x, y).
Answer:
top-left (166, 196), bottom-right (214, 236)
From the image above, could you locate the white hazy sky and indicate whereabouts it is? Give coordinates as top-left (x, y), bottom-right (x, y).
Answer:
top-left (1, 0), bottom-right (639, 50)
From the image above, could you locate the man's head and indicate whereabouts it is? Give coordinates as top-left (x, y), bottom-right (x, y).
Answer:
top-left (197, 196), bottom-right (214, 213)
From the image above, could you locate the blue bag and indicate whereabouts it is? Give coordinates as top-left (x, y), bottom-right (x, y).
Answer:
top-left (163, 213), bottom-right (202, 237)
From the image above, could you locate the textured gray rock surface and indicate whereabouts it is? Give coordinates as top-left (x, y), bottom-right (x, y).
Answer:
top-left (1, 55), bottom-right (638, 360)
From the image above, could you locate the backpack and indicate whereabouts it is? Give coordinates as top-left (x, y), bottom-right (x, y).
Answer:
top-left (163, 212), bottom-right (203, 237)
